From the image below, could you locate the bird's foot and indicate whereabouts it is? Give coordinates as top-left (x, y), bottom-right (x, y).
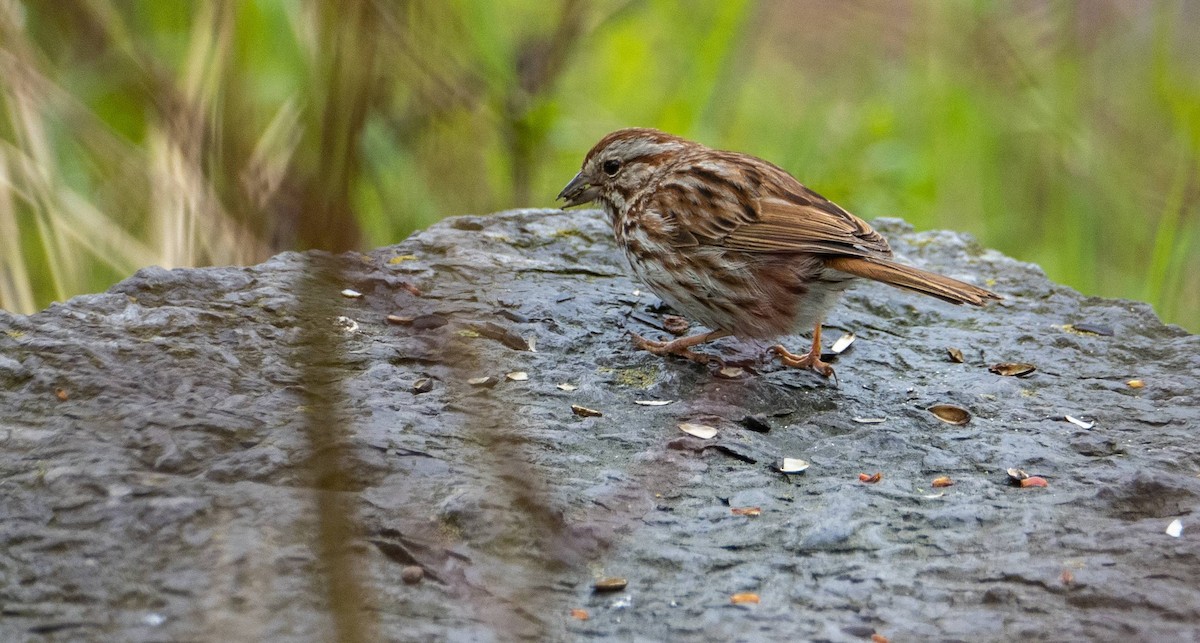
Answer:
top-left (632, 332), bottom-right (718, 365)
top-left (771, 344), bottom-right (838, 384)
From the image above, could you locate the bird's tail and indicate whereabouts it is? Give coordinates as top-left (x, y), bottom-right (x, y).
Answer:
top-left (825, 256), bottom-right (1000, 306)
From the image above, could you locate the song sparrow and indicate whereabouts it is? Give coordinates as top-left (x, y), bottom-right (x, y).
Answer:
top-left (557, 128), bottom-right (999, 377)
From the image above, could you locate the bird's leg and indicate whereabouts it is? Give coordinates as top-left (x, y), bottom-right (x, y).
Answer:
top-left (772, 323), bottom-right (836, 380)
top-left (631, 329), bottom-right (730, 365)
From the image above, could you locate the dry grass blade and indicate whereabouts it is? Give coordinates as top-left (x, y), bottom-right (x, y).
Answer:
top-left (0, 1), bottom-right (270, 312)
top-left (0, 159), bottom-right (35, 312)
top-left (243, 100), bottom-right (303, 211)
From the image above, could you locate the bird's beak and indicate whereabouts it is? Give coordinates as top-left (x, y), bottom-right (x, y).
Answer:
top-left (556, 172), bottom-right (599, 208)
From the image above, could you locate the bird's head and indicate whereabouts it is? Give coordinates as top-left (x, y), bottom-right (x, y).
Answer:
top-left (557, 128), bottom-right (693, 213)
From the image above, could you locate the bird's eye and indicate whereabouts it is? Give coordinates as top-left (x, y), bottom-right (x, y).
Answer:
top-left (602, 159), bottom-right (621, 176)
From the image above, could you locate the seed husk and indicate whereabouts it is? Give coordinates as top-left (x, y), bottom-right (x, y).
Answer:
top-left (505, 371), bottom-right (529, 382)
top-left (634, 400), bottom-right (673, 406)
top-left (412, 378), bottom-right (434, 393)
top-left (556, 383), bottom-right (577, 391)
top-left (678, 423), bottom-right (718, 439)
top-left (571, 404), bottom-right (602, 418)
top-left (1126, 379), bottom-right (1145, 389)
top-left (1166, 519), bottom-right (1183, 538)
top-left (989, 362), bottom-right (1036, 377)
top-left (1071, 322), bottom-right (1114, 336)
top-left (928, 404), bottom-right (971, 425)
top-left (777, 458), bottom-right (810, 473)
top-left (731, 507), bottom-right (762, 517)
top-left (830, 332), bottom-right (856, 354)
top-left (592, 577), bottom-right (627, 592)
top-left (340, 288), bottom-right (362, 298)
top-left (386, 314), bottom-right (414, 325)
top-left (1006, 468), bottom-right (1030, 482)
top-left (730, 593), bottom-right (760, 605)
top-left (1065, 415), bottom-right (1095, 429)
top-left (467, 376), bottom-right (498, 388)
top-left (853, 417), bottom-right (887, 424)
top-left (946, 347), bottom-right (965, 363)
top-left (715, 366), bottom-right (745, 379)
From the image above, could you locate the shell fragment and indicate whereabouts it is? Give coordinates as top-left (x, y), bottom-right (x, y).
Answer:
top-left (929, 404), bottom-right (971, 425)
top-left (1065, 415), bottom-right (1095, 429)
top-left (678, 423), bottom-right (718, 439)
top-left (830, 333), bottom-right (856, 354)
top-left (777, 458), bottom-right (810, 473)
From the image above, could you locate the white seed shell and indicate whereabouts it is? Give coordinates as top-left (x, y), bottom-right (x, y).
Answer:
top-left (1065, 415), bottom-right (1095, 429)
top-left (778, 458), bottom-right (810, 473)
top-left (830, 333), bottom-right (856, 354)
top-left (678, 423), bottom-right (718, 439)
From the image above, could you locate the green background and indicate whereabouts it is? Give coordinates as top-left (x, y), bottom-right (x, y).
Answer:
top-left (1, 1), bottom-right (1196, 331)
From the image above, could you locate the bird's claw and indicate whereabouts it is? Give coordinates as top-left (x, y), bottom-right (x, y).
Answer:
top-left (771, 344), bottom-right (838, 385)
top-left (631, 332), bottom-right (715, 365)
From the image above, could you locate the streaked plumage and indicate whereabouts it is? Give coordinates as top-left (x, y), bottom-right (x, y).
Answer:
top-left (558, 128), bottom-right (999, 376)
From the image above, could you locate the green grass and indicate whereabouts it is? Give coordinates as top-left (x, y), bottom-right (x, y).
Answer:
top-left (2, 0), bottom-right (1197, 331)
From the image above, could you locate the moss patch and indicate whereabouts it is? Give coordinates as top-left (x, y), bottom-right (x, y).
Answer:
top-left (598, 365), bottom-right (659, 389)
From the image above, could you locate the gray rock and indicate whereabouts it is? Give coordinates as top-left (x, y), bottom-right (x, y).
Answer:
top-left (1, 208), bottom-right (1197, 641)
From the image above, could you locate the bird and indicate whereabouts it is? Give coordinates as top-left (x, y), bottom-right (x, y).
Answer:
top-left (557, 127), bottom-right (999, 378)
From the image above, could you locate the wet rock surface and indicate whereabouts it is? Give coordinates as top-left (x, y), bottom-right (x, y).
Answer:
top-left (1, 208), bottom-right (1198, 641)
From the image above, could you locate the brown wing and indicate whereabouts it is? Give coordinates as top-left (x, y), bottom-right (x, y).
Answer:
top-left (658, 153), bottom-right (891, 259)
top-left (724, 192), bottom-right (892, 258)
top-left (650, 152), bottom-right (999, 306)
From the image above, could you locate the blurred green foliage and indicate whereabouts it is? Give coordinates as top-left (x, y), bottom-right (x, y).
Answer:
top-left (1, 0), bottom-right (1197, 330)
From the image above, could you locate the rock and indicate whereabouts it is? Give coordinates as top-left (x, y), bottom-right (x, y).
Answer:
top-left (0, 208), bottom-right (1197, 641)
